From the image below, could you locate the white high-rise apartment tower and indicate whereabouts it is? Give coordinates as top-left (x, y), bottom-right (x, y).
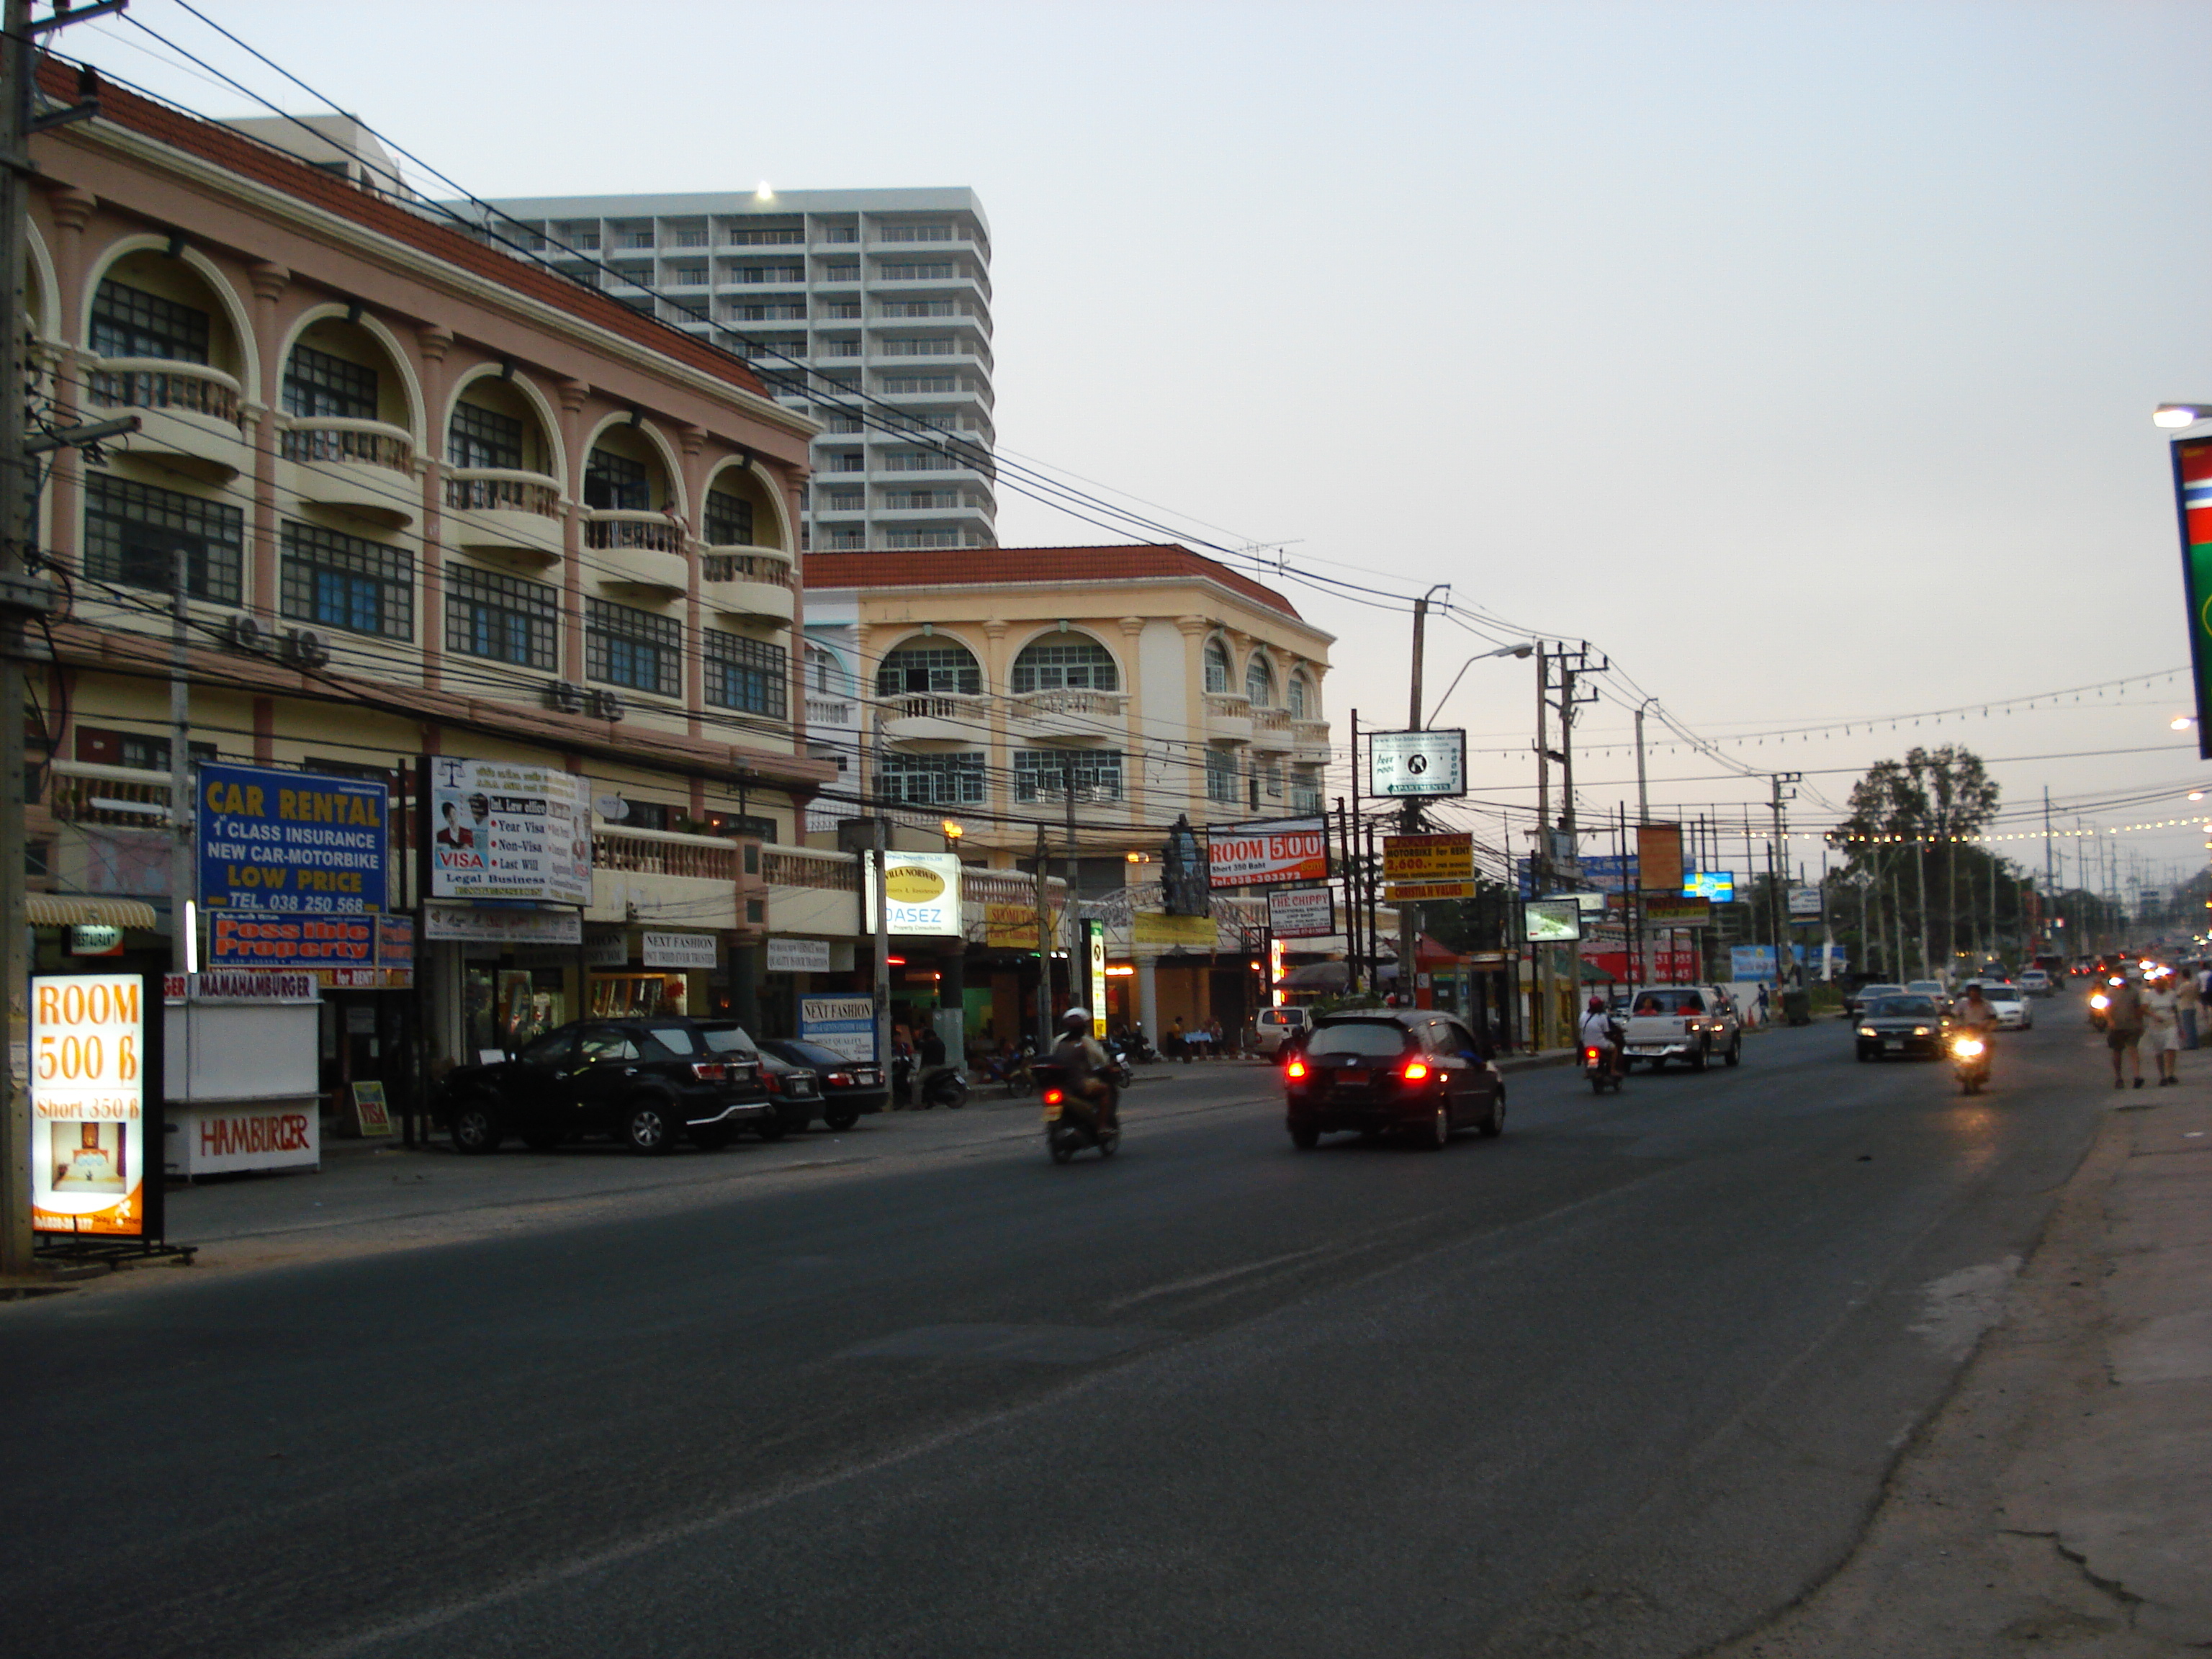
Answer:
top-left (467, 189), bottom-right (994, 554)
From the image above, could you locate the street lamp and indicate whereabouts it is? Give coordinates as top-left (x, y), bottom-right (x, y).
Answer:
top-left (2154, 403), bottom-right (2212, 428)
top-left (1424, 642), bottom-right (1535, 727)
top-left (940, 818), bottom-right (964, 852)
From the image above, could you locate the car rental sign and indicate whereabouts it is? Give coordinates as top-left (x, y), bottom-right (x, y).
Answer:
top-left (197, 761), bottom-right (388, 914)
top-left (1207, 818), bottom-right (1329, 889)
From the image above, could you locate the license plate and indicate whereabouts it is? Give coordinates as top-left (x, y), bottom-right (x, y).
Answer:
top-left (1042, 1100), bottom-right (1062, 1122)
top-left (1885, 1039), bottom-right (1902, 1049)
top-left (1339, 1070), bottom-right (1367, 1084)
top-left (857, 1070), bottom-right (879, 1085)
top-left (1629, 1046), bottom-right (1661, 1057)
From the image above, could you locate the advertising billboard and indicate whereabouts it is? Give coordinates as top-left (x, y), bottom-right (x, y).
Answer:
top-left (30, 973), bottom-right (156, 1238)
top-left (2170, 432), bottom-right (2212, 756)
top-left (801, 995), bottom-right (878, 1064)
top-left (1684, 869), bottom-right (1736, 902)
top-left (863, 851), bottom-right (963, 936)
top-left (1786, 885), bottom-right (1825, 920)
top-left (1268, 886), bottom-right (1336, 938)
top-left (1635, 822), bottom-right (1684, 894)
top-left (427, 758), bottom-right (592, 905)
top-left (1367, 729), bottom-right (1467, 798)
top-left (1206, 817), bottom-right (1329, 889)
top-left (197, 761), bottom-right (388, 914)
top-left (1521, 897), bottom-right (1583, 944)
top-left (1383, 832), bottom-right (1475, 902)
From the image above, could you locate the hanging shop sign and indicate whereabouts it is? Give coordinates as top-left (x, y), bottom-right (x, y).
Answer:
top-left (161, 971), bottom-right (320, 1002)
top-left (1367, 729), bottom-right (1467, 798)
top-left (800, 995), bottom-right (878, 1064)
top-left (1087, 920), bottom-right (1108, 1038)
top-left (1133, 912), bottom-right (1218, 948)
top-left (1786, 885), bottom-right (1825, 920)
top-left (1267, 886), bottom-right (1336, 939)
top-left (766, 937), bottom-right (833, 974)
top-left (2169, 431), bottom-right (2212, 756)
top-left (68, 923), bottom-right (125, 956)
top-left (1520, 897), bottom-right (1583, 945)
top-left (422, 903), bottom-right (583, 946)
top-left (427, 758), bottom-right (592, 905)
top-left (642, 931), bottom-right (718, 971)
top-left (863, 851), bottom-right (963, 936)
top-left (1383, 832), bottom-right (1476, 902)
top-left (1205, 817), bottom-right (1329, 889)
top-left (30, 972), bottom-right (158, 1238)
top-left (197, 761), bottom-right (388, 914)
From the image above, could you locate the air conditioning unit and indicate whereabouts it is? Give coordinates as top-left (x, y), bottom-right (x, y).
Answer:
top-left (589, 688), bottom-right (626, 723)
top-left (281, 628), bottom-right (330, 669)
top-left (547, 680), bottom-right (586, 715)
top-left (222, 613), bottom-right (267, 655)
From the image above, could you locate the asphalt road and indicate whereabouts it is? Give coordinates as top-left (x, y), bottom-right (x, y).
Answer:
top-left (2, 1007), bottom-right (2112, 1658)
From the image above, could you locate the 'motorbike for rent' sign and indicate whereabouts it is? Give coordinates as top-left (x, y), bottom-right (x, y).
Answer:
top-left (1207, 818), bottom-right (1328, 889)
top-left (30, 973), bottom-right (158, 1238)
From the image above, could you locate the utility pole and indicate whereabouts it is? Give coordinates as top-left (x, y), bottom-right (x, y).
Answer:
top-left (3, 3), bottom-right (123, 1277)
top-left (1033, 822), bottom-right (1051, 1058)
top-left (1768, 773), bottom-right (1800, 990)
top-left (1398, 586), bottom-right (1444, 1008)
top-left (169, 544), bottom-right (193, 973)
top-left (2043, 787), bottom-right (2056, 950)
top-left (872, 812), bottom-right (891, 1097)
top-left (1532, 646), bottom-right (1551, 1048)
top-left (1634, 697), bottom-right (1654, 824)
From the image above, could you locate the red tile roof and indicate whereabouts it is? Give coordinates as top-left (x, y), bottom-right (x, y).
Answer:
top-left (802, 544), bottom-right (1303, 619)
top-left (37, 60), bottom-right (773, 403)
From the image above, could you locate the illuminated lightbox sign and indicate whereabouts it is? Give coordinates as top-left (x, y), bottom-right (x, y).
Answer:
top-left (30, 974), bottom-right (153, 1238)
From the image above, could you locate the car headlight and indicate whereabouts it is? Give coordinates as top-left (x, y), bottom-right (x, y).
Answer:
top-left (1913, 1027), bottom-right (1930, 1036)
top-left (1857, 1027), bottom-right (1876, 1038)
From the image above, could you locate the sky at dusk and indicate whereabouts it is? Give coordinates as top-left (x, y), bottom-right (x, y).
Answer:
top-left (60, 0), bottom-right (2212, 904)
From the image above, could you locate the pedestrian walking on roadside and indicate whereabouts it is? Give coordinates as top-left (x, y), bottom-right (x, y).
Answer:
top-left (1755, 983), bottom-right (1771, 1026)
top-left (2144, 972), bottom-right (2181, 1085)
top-left (2177, 969), bottom-right (2202, 1051)
top-left (2105, 974), bottom-right (2148, 1089)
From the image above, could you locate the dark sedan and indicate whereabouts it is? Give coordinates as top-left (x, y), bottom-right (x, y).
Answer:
top-left (437, 1017), bottom-right (773, 1154)
top-left (703, 1023), bottom-right (822, 1138)
top-left (756, 1039), bottom-right (886, 1131)
top-left (1854, 994), bottom-right (1951, 1061)
top-left (1284, 1011), bottom-right (1504, 1150)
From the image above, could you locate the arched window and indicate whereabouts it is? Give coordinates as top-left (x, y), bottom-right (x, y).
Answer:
top-left (1245, 655), bottom-right (1274, 709)
top-left (806, 644), bottom-right (848, 698)
top-left (1012, 634), bottom-right (1118, 693)
top-left (1203, 638), bottom-right (1232, 693)
top-left (1287, 673), bottom-right (1308, 719)
top-left (877, 638), bottom-right (981, 696)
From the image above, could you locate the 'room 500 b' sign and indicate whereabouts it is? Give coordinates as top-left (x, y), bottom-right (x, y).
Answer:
top-left (30, 974), bottom-right (152, 1238)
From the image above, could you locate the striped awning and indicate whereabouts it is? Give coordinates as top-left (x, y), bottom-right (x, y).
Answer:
top-left (24, 894), bottom-right (161, 930)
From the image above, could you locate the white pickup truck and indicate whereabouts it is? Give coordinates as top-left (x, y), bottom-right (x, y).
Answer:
top-left (1622, 985), bottom-right (1743, 1071)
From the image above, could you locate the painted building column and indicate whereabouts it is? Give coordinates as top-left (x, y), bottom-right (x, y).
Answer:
top-left (42, 189), bottom-right (94, 575)
top-left (416, 325), bottom-right (451, 689)
top-left (247, 261), bottom-right (289, 624)
top-left (678, 423), bottom-right (706, 738)
top-left (557, 378), bottom-right (590, 684)
top-left (1138, 953), bottom-right (1160, 1050)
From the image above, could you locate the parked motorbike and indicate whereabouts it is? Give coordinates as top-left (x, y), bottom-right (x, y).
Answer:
top-left (1032, 1060), bottom-right (1120, 1164)
top-left (1101, 1040), bottom-right (1136, 1092)
top-left (983, 1044), bottom-right (1035, 1097)
top-left (1949, 1030), bottom-right (1992, 1094)
top-left (922, 1066), bottom-right (968, 1110)
top-left (1120, 1027), bottom-right (1159, 1065)
top-left (1583, 1043), bottom-right (1624, 1094)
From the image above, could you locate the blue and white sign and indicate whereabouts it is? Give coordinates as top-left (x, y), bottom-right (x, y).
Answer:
top-left (197, 762), bottom-right (387, 914)
top-left (800, 995), bottom-right (877, 1064)
top-left (1517, 855), bottom-right (1701, 899)
top-left (1732, 944), bottom-right (1847, 980)
top-left (1685, 870), bottom-right (1736, 902)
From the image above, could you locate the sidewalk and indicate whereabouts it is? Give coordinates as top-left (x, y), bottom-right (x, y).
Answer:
top-left (1717, 1089), bottom-right (2212, 1656)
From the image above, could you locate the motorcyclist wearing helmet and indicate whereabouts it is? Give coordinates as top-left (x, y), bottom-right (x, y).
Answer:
top-left (1051, 1005), bottom-right (1117, 1128)
top-left (1579, 994), bottom-right (1625, 1077)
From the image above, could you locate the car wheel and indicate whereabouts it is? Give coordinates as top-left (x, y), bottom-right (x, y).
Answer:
top-left (691, 1125), bottom-right (737, 1151)
top-left (449, 1100), bottom-right (501, 1154)
top-left (623, 1100), bottom-right (678, 1155)
top-left (1690, 1040), bottom-right (1709, 1073)
top-left (1724, 1035), bottom-right (1742, 1068)
top-left (755, 1113), bottom-right (788, 1142)
top-left (519, 1129), bottom-right (562, 1153)
top-left (1290, 1125), bottom-right (1320, 1150)
top-left (1478, 1091), bottom-right (1506, 1138)
top-left (823, 1105), bottom-right (861, 1133)
top-left (1421, 1102), bottom-right (1451, 1150)
top-left (1049, 1128), bottom-right (1077, 1164)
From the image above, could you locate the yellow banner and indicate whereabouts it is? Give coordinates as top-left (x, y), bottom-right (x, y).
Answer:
top-left (1133, 912), bottom-right (1217, 947)
top-left (984, 902), bottom-right (1057, 948)
top-left (1382, 832), bottom-right (1474, 883)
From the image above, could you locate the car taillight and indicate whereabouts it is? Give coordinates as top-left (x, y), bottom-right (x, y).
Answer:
top-left (1285, 1058), bottom-right (1307, 1079)
top-left (761, 1072), bottom-right (783, 1094)
top-left (1403, 1060), bottom-right (1430, 1082)
top-left (1042, 1087), bottom-right (1064, 1106)
top-left (827, 1071), bottom-right (852, 1087)
top-left (690, 1061), bottom-right (726, 1082)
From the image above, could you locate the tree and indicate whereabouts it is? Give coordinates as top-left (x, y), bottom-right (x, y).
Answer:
top-left (1830, 747), bottom-right (2000, 979)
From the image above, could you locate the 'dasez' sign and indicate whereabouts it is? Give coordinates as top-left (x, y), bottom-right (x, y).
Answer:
top-left (197, 762), bottom-right (387, 914)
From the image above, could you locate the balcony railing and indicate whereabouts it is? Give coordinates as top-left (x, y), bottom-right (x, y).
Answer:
top-left (282, 418), bottom-right (415, 474)
top-left (592, 827), bottom-right (737, 880)
top-left (584, 510), bottom-right (685, 554)
top-left (763, 849), bottom-right (860, 891)
top-left (1251, 707), bottom-right (1293, 733)
top-left (884, 692), bottom-right (986, 721)
top-left (85, 359), bottom-right (242, 426)
top-left (444, 469), bottom-right (561, 517)
top-left (45, 762), bottom-right (178, 828)
top-left (1292, 719), bottom-right (1330, 747)
top-left (1204, 692), bottom-right (1253, 719)
top-left (701, 552), bottom-right (792, 588)
top-left (806, 698), bottom-right (855, 725)
top-left (1010, 688), bottom-right (1128, 719)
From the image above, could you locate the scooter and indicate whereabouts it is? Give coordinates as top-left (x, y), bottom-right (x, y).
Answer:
top-left (1032, 1060), bottom-right (1120, 1164)
top-left (1583, 1042), bottom-right (1624, 1094)
top-left (983, 1044), bottom-right (1035, 1098)
top-left (922, 1066), bottom-right (968, 1110)
top-left (1101, 1040), bottom-right (1136, 1092)
top-left (1949, 1029), bottom-right (1992, 1094)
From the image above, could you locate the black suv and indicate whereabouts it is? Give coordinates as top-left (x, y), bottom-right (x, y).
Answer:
top-left (1284, 1011), bottom-right (1505, 1150)
top-left (439, 1017), bottom-right (774, 1155)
